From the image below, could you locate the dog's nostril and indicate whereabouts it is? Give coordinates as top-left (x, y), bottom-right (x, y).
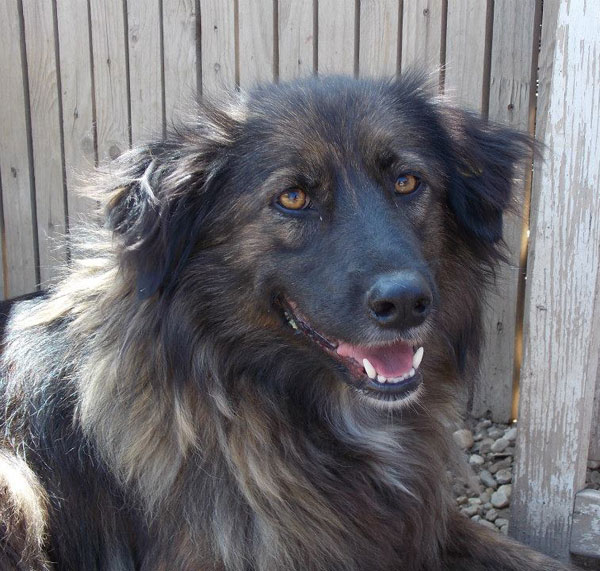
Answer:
top-left (372, 300), bottom-right (396, 318)
top-left (413, 298), bottom-right (430, 315)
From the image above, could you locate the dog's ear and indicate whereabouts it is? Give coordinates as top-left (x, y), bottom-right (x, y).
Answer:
top-left (442, 108), bottom-right (534, 245)
top-left (100, 102), bottom-right (241, 299)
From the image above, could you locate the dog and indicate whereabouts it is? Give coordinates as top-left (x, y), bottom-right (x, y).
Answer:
top-left (0, 74), bottom-right (570, 570)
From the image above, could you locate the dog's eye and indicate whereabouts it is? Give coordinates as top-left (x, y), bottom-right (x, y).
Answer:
top-left (394, 174), bottom-right (421, 195)
top-left (276, 189), bottom-right (311, 211)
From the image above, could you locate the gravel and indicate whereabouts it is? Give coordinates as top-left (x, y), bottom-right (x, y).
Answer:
top-left (451, 417), bottom-right (600, 538)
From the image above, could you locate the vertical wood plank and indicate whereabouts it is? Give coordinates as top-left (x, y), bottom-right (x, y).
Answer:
top-left (128, 0), bottom-right (164, 143)
top-left (317, 0), bottom-right (356, 75)
top-left (358, 0), bottom-right (399, 78)
top-left (444, 0), bottom-right (489, 112)
top-left (471, 0), bottom-right (538, 422)
top-left (22, 0), bottom-right (67, 285)
top-left (90, 0), bottom-right (130, 163)
top-left (238, 0), bottom-right (274, 87)
top-left (200, 0), bottom-right (236, 95)
top-left (401, 0), bottom-right (445, 71)
top-left (0, 0), bottom-right (37, 296)
top-left (162, 0), bottom-right (199, 124)
top-left (510, 0), bottom-right (600, 560)
top-left (278, 0), bottom-right (314, 80)
top-left (589, 373), bottom-right (600, 460)
top-left (57, 0), bottom-right (96, 223)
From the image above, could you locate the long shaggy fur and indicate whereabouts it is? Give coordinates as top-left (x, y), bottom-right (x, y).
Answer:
top-left (0, 75), bottom-right (570, 570)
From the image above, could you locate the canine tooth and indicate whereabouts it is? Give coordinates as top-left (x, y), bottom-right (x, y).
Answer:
top-left (413, 347), bottom-right (424, 369)
top-left (363, 359), bottom-right (377, 379)
top-left (408, 367), bottom-right (416, 378)
top-left (377, 375), bottom-right (387, 383)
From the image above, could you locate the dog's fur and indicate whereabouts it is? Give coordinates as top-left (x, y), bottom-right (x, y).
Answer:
top-left (0, 75), bottom-right (569, 570)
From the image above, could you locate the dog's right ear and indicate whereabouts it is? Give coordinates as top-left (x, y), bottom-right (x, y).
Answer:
top-left (100, 101), bottom-right (242, 299)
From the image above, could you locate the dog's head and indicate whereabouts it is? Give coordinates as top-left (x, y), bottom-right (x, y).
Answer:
top-left (105, 75), bottom-right (532, 408)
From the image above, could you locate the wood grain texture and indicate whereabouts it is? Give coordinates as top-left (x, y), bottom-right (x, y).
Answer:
top-left (471, 0), bottom-right (538, 422)
top-left (238, 0), bottom-right (274, 87)
top-left (90, 0), bottom-right (130, 163)
top-left (162, 0), bottom-right (199, 124)
top-left (510, 0), bottom-right (600, 561)
top-left (571, 489), bottom-right (600, 558)
top-left (0, 0), bottom-right (37, 296)
top-left (444, 0), bottom-right (489, 111)
top-left (278, 0), bottom-right (314, 80)
top-left (200, 0), bottom-right (236, 95)
top-left (589, 372), bottom-right (600, 460)
top-left (22, 0), bottom-right (67, 285)
top-left (317, 0), bottom-right (356, 75)
top-left (358, 0), bottom-right (399, 78)
top-left (57, 0), bottom-right (97, 223)
top-left (401, 0), bottom-right (444, 72)
top-left (128, 0), bottom-right (164, 143)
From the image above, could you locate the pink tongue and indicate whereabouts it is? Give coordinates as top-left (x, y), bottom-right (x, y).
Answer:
top-left (336, 339), bottom-right (414, 378)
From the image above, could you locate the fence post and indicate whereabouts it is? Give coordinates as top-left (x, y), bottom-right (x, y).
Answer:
top-left (510, 0), bottom-right (600, 561)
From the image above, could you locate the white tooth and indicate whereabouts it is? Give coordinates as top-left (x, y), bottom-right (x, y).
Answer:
top-left (363, 359), bottom-right (377, 379)
top-left (413, 347), bottom-right (424, 370)
top-left (377, 375), bottom-right (387, 383)
top-left (408, 367), bottom-right (416, 378)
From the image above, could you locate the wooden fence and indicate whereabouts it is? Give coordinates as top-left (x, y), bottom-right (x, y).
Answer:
top-left (0, 0), bottom-right (599, 563)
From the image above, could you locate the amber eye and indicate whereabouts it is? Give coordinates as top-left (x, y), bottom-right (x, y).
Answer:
top-left (277, 189), bottom-right (310, 211)
top-left (394, 174), bottom-right (421, 195)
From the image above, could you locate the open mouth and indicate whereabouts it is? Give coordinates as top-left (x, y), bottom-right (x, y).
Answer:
top-left (278, 298), bottom-right (424, 403)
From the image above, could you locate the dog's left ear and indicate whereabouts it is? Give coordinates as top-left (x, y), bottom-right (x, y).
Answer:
top-left (442, 108), bottom-right (534, 244)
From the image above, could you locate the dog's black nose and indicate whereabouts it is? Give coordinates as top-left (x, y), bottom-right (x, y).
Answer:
top-left (367, 271), bottom-right (432, 329)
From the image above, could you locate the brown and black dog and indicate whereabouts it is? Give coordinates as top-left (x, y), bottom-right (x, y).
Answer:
top-left (0, 75), bottom-right (570, 570)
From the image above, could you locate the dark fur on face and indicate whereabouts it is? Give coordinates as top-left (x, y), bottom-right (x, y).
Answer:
top-left (0, 75), bottom-right (569, 570)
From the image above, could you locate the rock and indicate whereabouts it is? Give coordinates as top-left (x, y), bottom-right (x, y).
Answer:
top-left (469, 454), bottom-right (485, 466)
top-left (490, 438), bottom-right (510, 453)
top-left (471, 515), bottom-right (481, 523)
top-left (485, 508), bottom-right (498, 522)
top-left (499, 524), bottom-right (509, 535)
top-left (480, 492), bottom-right (491, 504)
top-left (478, 519), bottom-right (498, 532)
top-left (456, 495), bottom-right (468, 505)
top-left (590, 471), bottom-right (600, 485)
top-left (491, 485), bottom-right (512, 509)
top-left (489, 457), bottom-right (512, 474)
top-left (468, 498), bottom-right (482, 505)
top-left (488, 426), bottom-right (505, 440)
top-left (478, 438), bottom-right (494, 454)
top-left (495, 518), bottom-right (509, 528)
top-left (462, 504), bottom-right (479, 517)
top-left (587, 460), bottom-right (600, 470)
top-left (495, 468), bottom-right (512, 485)
top-left (473, 430), bottom-right (487, 442)
top-left (480, 470), bottom-right (497, 490)
top-left (453, 429), bottom-right (474, 450)
top-left (504, 427), bottom-right (518, 441)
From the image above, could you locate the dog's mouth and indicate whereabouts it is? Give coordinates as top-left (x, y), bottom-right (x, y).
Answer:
top-left (277, 298), bottom-right (424, 403)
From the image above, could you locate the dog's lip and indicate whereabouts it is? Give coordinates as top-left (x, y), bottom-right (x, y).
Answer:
top-left (276, 296), bottom-right (425, 397)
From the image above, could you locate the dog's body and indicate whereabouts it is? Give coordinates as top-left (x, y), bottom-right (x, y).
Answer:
top-left (0, 76), bottom-right (569, 570)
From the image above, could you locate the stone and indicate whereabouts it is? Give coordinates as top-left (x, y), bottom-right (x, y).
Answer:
top-left (490, 438), bottom-right (510, 453)
top-left (485, 508), bottom-right (498, 522)
top-left (489, 457), bottom-right (512, 474)
top-left (504, 427), bottom-right (518, 441)
top-left (456, 495), bottom-right (468, 505)
top-left (590, 471), bottom-right (600, 485)
top-left (491, 485), bottom-right (511, 509)
top-left (453, 429), bottom-right (474, 450)
top-left (468, 498), bottom-right (482, 505)
top-left (480, 470), bottom-right (497, 490)
top-left (587, 460), bottom-right (600, 470)
top-left (478, 519), bottom-right (498, 532)
top-left (478, 438), bottom-right (494, 454)
top-left (469, 454), bottom-right (485, 466)
top-left (462, 504), bottom-right (479, 517)
top-left (488, 426), bottom-right (505, 440)
top-left (480, 492), bottom-right (491, 504)
top-left (471, 515), bottom-right (481, 523)
top-left (495, 518), bottom-right (509, 528)
top-left (495, 468), bottom-right (512, 485)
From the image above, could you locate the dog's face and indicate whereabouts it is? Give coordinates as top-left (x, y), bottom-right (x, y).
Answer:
top-left (108, 76), bottom-right (530, 408)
